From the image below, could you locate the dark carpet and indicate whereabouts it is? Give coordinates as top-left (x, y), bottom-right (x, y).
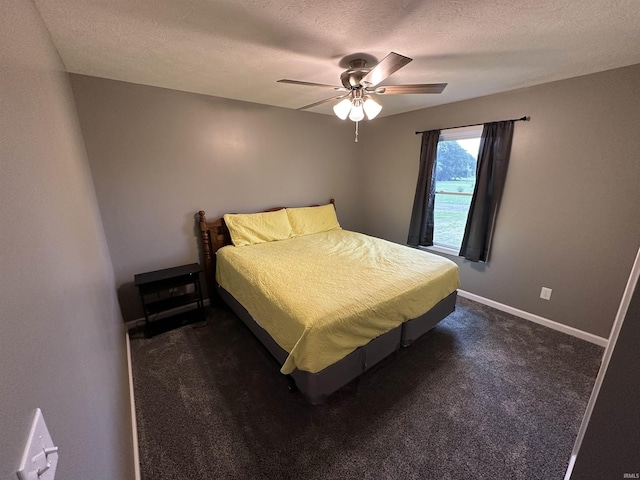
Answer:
top-left (129, 297), bottom-right (603, 480)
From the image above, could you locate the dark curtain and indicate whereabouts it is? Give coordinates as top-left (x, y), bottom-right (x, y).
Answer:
top-left (407, 129), bottom-right (441, 246)
top-left (459, 120), bottom-right (515, 262)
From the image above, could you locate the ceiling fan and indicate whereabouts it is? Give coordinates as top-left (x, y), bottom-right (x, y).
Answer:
top-left (278, 52), bottom-right (447, 124)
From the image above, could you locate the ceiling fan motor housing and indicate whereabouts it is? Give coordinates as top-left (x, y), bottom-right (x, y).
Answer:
top-left (340, 59), bottom-right (372, 89)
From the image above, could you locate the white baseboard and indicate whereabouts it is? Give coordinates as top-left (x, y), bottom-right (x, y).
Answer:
top-left (456, 289), bottom-right (609, 348)
top-left (126, 332), bottom-right (141, 480)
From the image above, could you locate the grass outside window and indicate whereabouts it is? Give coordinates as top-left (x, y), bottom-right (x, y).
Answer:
top-left (433, 179), bottom-right (474, 249)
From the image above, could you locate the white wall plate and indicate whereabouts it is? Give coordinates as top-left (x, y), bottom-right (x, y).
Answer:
top-left (16, 408), bottom-right (58, 480)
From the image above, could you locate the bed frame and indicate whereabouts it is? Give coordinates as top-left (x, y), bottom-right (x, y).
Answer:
top-left (197, 200), bottom-right (457, 404)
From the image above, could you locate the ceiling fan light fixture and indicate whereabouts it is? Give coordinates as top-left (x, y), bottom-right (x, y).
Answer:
top-left (363, 97), bottom-right (382, 120)
top-left (348, 103), bottom-right (365, 122)
top-left (333, 98), bottom-right (352, 120)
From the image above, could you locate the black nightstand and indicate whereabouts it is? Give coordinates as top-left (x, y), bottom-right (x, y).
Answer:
top-left (134, 263), bottom-right (205, 336)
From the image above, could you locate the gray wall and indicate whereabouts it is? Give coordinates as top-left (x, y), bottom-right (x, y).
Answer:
top-left (359, 64), bottom-right (640, 339)
top-left (69, 75), bottom-right (360, 321)
top-left (0, 2), bottom-right (135, 479)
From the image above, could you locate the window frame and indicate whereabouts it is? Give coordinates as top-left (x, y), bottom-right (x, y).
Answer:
top-left (427, 125), bottom-right (483, 255)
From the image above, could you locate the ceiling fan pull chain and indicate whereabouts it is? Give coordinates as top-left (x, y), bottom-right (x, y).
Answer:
top-left (355, 121), bottom-right (359, 143)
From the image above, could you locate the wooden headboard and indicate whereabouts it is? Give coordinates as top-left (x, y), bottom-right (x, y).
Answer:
top-left (197, 199), bottom-right (335, 300)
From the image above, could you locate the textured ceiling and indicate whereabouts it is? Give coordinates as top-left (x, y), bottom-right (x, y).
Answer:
top-left (33, 0), bottom-right (640, 118)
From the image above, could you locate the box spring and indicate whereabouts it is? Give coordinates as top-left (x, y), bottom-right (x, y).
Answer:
top-left (218, 286), bottom-right (456, 404)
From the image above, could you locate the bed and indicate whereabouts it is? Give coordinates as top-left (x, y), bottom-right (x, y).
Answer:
top-left (197, 200), bottom-right (460, 404)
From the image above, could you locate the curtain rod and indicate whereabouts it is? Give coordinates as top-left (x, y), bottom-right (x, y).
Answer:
top-left (414, 116), bottom-right (530, 135)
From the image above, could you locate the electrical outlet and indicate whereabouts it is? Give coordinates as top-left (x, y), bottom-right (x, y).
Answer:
top-left (540, 287), bottom-right (552, 300)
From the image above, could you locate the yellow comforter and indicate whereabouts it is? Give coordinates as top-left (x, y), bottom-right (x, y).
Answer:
top-left (216, 230), bottom-right (460, 374)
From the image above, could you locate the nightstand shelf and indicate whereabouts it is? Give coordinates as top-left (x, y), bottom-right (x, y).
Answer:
top-left (134, 263), bottom-right (205, 336)
top-left (143, 292), bottom-right (202, 315)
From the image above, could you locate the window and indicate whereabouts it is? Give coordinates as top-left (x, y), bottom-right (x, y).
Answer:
top-left (432, 126), bottom-right (482, 251)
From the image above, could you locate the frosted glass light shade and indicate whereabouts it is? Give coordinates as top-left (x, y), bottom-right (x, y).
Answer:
top-left (333, 98), bottom-right (352, 120)
top-left (349, 104), bottom-right (365, 122)
top-left (363, 98), bottom-right (382, 120)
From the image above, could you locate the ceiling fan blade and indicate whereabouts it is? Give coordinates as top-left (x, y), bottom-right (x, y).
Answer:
top-left (362, 52), bottom-right (412, 87)
top-left (377, 83), bottom-right (448, 94)
top-left (298, 93), bottom-right (350, 110)
top-left (278, 79), bottom-right (345, 90)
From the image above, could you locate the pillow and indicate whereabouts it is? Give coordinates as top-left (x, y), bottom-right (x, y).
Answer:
top-left (224, 209), bottom-right (293, 247)
top-left (286, 204), bottom-right (341, 236)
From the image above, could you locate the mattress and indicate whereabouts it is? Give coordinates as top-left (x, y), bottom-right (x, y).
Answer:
top-left (216, 229), bottom-right (460, 374)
